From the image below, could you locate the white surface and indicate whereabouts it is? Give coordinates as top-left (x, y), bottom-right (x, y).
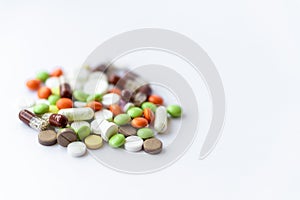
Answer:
top-left (1, 0), bottom-right (300, 200)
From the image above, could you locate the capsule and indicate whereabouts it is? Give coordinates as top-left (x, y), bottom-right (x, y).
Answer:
top-left (19, 110), bottom-right (49, 131)
top-left (58, 107), bottom-right (94, 121)
top-left (41, 113), bottom-right (68, 127)
top-left (59, 76), bottom-right (72, 99)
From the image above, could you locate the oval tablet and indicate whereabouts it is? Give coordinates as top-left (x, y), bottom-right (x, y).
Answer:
top-left (67, 142), bottom-right (86, 157)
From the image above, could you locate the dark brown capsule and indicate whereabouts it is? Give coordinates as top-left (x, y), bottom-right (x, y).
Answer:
top-left (59, 83), bottom-right (72, 99)
top-left (108, 73), bottom-right (121, 85)
top-left (92, 64), bottom-right (107, 72)
top-left (48, 114), bottom-right (68, 127)
top-left (121, 89), bottom-right (133, 102)
top-left (137, 84), bottom-right (152, 96)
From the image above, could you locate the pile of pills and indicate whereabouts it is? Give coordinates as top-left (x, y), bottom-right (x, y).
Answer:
top-left (18, 65), bottom-right (182, 157)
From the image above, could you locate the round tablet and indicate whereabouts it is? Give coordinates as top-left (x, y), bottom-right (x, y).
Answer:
top-left (57, 128), bottom-right (77, 147)
top-left (67, 142), bottom-right (86, 157)
top-left (84, 135), bottom-right (103, 149)
top-left (143, 138), bottom-right (163, 154)
top-left (124, 136), bottom-right (143, 152)
top-left (38, 130), bottom-right (57, 146)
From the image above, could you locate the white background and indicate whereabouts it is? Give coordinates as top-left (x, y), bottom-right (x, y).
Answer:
top-left (1, 0), bottom-right (300, 199)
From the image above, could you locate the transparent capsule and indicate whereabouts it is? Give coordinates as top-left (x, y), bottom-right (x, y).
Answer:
top-left (19, 110), bottom-right (49, 131)
top-left (58, 107), bottom-right (94, 121)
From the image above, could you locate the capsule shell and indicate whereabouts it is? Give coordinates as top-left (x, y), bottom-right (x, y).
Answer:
top-left (58, 107), bottom-right (94, 121)
top-left (49, 114), bottom-right (68, 127)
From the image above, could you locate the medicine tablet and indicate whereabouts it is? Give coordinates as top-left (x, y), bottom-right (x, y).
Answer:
top-left (38, 130), bottom-right (57, 146)
top-left (118, 125), bottom-right (137, 137)
top-left (94, 109), bottom-right (113, 121)
top-left (90, 119), bottom-right (103, 135)
top-left (67, 142), bottom-right (86, 157)
top-left (83, 79), bottom-right (108, 95)
top-left (45, 77), bottom-right (60, 88)
top-left (57, 128), bottom-right (77, 147)
top-left (143, 138), bottom-right (163, 154)
top-left (102, 93), bottom-right (120, 106)
top-left (99, 120), bottom-right (118, 141)
top-left (124, 136), bottom-right (143, 152)
top-left (84, 135), bottom-right (103, 149)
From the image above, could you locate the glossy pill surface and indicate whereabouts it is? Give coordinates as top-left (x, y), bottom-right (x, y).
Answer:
top-left (26, 79), bottom-right (41, 90)
top-left (48, 94), bottom-right (60, 105)
top-left (127, 107), bottom-right (143, 118)
top-left (56, 98), bottom-right (73, 109)
top-left (141, 102), bottom-right (157, 112)
top-left (50, 68), bottom-right (63, 77)
top-left (143, 108), bottom-right (155, 123)
top-left (33, 103), bottom-right (49, 114)
top-left (36, 71), bottom-right (49, 82)
top-left (148, 95), bottom-right (163, 105)
top-left (42, 113), bottom-right (68, 127)
top-left (73, 90), bottom-right (88, 102)
top-left (109, 104), bottom-right (122, 116)
top-left (137, 128), bottom-right (154, 139)
top-left (38, 87), bottom-right (52, 99)
top-left (109, 133), bottom-right (125, 148)
top-left (86, 93), bottom-right (102, 102)
top-left (113, 114), bottom-right (131, 126)
top-left (86, 101), bottom-right (102, 111)
top-left (131, 117), bottom-right (148, 128)
top-left (167, 105), bottom-right (182, 118)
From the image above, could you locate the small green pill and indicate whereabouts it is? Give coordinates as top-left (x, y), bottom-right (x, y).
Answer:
top-left (167, 105), bottom-right (182, 118)
top-left (141, 102), bottom-right (157, 112)
top-left (137, 128), bottom-right (154, 139)
top-left (127, 107), bottom-right (143, 118)
top-left (48, 94), bottom-right (60, 105)
top-left (33, 103), bottom-right (49, 114)
top-left (49, 105), bottom-right (59, 113)
top-left (109, 133), bottom-right (125, 148)
top-left (113, 114), bottom-right (131, 126)
top-left (36, 71), bottom-right (49, 82)
top-left (86, 93), bottom-right (103, 102)
top-left (77, 126), bottom-right (91, 141)
top-left (51, 87), bottom-right (60, 96)
top-left (73, 90), bottom-right (89, 102)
